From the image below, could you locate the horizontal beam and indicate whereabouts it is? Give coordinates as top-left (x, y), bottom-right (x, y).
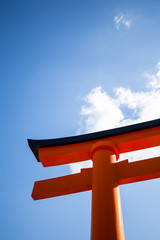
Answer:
top-left (32, 156), bottom-right (160, 200)
top-left (116, 156), bottom-right (160, 185)
top-left (32, 168), bottom-right (92, 200)
top-left (28, 119), bottom-right (160, 167)
top-left (39, 126), bottom-right (160, 167)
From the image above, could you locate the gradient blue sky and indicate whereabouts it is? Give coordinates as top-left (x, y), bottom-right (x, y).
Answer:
top-left (1, 0), bottom-right (160, 239)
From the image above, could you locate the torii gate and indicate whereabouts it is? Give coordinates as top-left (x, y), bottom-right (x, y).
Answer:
top-left (28, 118), bottom-right (160, 240)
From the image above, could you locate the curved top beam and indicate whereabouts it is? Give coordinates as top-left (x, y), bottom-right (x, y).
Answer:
top-left (28, 118), bottom-right (160, 163)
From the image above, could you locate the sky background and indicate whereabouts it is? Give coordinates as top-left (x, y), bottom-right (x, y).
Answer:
top-left (1, 0), bottom-right (160, 239)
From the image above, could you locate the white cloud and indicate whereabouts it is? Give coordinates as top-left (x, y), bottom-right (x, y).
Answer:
top-left (145, 62), bottom-right (160, 89)
top-left (70, 62), bottom-right (160, 173)
top-left (114, 14), bottom-right (132, 30)
top-left (80, 87), bottom-right (124, 132)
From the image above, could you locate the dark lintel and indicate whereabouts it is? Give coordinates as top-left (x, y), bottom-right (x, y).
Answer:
top-left (28, 118), bottom-right (160, 162)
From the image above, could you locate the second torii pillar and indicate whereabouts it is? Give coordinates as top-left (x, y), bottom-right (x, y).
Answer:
top-left (91, 141), bottom-right (124, 240)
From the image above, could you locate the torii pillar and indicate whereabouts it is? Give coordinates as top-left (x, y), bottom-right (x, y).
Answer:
top-left (28, 119), bottom-right (160, 240)
top-left (91, 141), bottom-right (124, 240)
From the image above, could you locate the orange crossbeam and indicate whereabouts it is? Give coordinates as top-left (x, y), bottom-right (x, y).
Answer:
top-left (39, 127), bottom-right (160, 167)
top-left (32, 156), bottom-right (160, 200)
top-left (116, 156), bottom-right (160, 185)
top-left (32, 168), bottom-right (92, 200)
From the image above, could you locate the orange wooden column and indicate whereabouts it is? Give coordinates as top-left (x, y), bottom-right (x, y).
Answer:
top-left (91, 141), bottom-right (125, 240)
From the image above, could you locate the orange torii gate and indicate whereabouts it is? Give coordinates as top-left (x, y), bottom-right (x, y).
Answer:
top-left (28, 119), bottom-right (160, 240)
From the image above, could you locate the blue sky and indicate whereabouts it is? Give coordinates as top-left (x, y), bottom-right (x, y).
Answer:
top-left (1, 0), bottom-right (160, 239)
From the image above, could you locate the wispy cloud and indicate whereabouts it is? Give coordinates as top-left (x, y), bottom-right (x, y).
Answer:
top-left (145, 62), bottom-right (160, 89)
top-left (114, 14), bottom-right (132, 30)
top-left (70, 62), bottom-right (160, 173)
